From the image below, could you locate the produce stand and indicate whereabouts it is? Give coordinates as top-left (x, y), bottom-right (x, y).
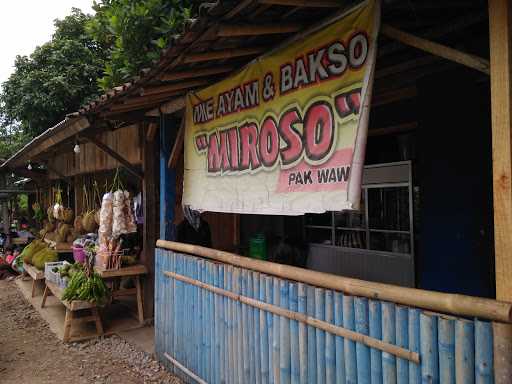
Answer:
top-left (23, 262), bottom-right (45, 298)
top-left (43, 238), bottom-right (73, 253)
top-left (95, 264), bottom-right (147, 325)
top-left (41, 280), bottom-right (103, 343)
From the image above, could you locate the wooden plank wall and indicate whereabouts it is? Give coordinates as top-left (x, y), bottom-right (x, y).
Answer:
top-left (48, 125), bottom-right (142, 179)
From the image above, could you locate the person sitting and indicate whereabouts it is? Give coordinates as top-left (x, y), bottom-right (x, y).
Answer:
top-left (269, 236), bottom-right (308, 268)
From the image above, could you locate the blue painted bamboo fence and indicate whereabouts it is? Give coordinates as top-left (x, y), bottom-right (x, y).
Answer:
top-left (155, 248), bottom-right (495, 384)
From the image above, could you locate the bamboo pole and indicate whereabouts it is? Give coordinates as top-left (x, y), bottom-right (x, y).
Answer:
top-left (164, 353), bottom-right (207, 384)
top-left (145, 97), bottom-right (186, 117)
top-left (156, 240), bottom-right (512, 323)
top-left (168, 119), bottom-right (185, 168)
top-left (489, 0), bottom-right (512, 381)
top-left (164, 270), bottom-right (420, 363)
top-left (381, 24), bottom-right (490, 75)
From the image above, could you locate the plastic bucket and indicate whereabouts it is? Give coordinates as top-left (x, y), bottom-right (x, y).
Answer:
top-left (249, 234), bottom-right (267, 260)
top-left (72, 246), bottom-right (86, 264)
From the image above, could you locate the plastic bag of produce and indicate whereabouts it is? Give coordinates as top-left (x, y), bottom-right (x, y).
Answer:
top-left (124, 191), bottom-right (137, 233)
top-left (112, 190), bottom-right (127, 239)
top-left (99, 192), bottom-right (113, 245)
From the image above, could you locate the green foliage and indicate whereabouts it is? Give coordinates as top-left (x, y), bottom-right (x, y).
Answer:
top-left (0, 8), bottom-right (108, 139)
top-left (87, 0), bottom-right (193, 90)
top-left (0, 122), bottom-right (29, 159)
top-left (0, 2), bottom-right (196, 159)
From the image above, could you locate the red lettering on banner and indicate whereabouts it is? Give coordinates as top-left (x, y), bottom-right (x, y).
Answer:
top-left (197, 90), bottom-right (361, 174)
top-left (239, 123), bottom-right (261, 171)
top-left (259, 117), bottom-right (280, 167)
top-left (279, 108), bottom-right (303, 166)
top-left (304, 102), bottom-right (334, 161)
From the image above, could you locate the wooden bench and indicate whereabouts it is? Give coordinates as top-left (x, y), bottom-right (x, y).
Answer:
top-left (23, 263), bottom-right (45, 298)
top-left (41, 280), bottom-right (103, 343)
top-left (95, 264), bottom-right (147, 325)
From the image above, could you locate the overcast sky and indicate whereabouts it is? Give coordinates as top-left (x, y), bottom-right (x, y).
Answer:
top-left (0, 0), bottom-right (94, 85)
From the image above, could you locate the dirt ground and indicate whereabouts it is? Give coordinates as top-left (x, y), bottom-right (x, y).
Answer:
top-left (0, 279), bottom-right (181, 384)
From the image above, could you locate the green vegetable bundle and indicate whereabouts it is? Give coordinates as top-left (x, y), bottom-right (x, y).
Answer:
top-left (62, 270), bottom-right (109, 305)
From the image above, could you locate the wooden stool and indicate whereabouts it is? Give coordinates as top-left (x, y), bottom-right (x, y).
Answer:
top-left (23, 263), bottom-right (45, 298)
top-left (42, 281), bottom-right (103, 343)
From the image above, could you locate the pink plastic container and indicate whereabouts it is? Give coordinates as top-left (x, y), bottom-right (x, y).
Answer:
top-left (72, 246), bottom-right (86, 264)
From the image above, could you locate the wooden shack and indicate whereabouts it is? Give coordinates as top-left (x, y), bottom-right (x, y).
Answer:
top-left (2, 0), bottom-right (512, 381)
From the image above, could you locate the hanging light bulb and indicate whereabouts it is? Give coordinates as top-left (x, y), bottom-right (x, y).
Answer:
top-left (27, 162), bottom-right (32, 170)
top-left (11, 172), bottom-right (15, 178)
top-left (74, 143), bottom-right (80, 154)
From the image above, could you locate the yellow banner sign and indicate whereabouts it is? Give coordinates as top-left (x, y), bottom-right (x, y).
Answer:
top-left (184, 0), bottom-right (380, 215)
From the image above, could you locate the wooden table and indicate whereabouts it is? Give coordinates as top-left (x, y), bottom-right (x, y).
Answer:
top-left (43, 238), bottom-right (73, 253)
top-left (94, 264), bottom-right (147, 325)
top-left (41, 280), bottom-right (103, 342)
top-left (23, 263), bottom-right (45, 298)
top-left (12, 237), bottom-right (30, 246)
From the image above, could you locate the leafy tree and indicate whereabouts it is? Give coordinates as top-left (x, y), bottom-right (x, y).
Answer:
top-left (0, 8), bottom-right (108, 139)
top-left (87, 0), bottom-right (194, 90)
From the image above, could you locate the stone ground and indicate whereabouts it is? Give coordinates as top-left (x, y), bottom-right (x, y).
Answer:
top-left (0, 279), bottom-right (181, 384)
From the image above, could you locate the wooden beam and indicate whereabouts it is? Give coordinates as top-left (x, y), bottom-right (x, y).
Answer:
top-left (184, 47), bottom-right (266, 63)
top-left (489, 0), bottom-right (512, 381)
top-left (223, 0), bottom-right (255, 19)
top-left (381, 24), bottom-right (490, 75)
top-left (84, 135), bottom-right (143, 180)
top-left (140, 79), bottom-right (210, 97)
top-left (372, 86), bottom-right (417, 107)
top-left (258, 0), bottom-right (339, 6)
top-left (45, 164), bottom-right (72, 186)
top-left (217, 23), bottom-right (301, 37)
top-left (146, 97), bottom-right (186, 117)
top-left (120, 91), bottom-right (181, 108)
top-left (168, 119), bottom-right (185, 168)
top-left (159, 66), bottom-right (234, 82)
top-left (379, 12), bottom-right (487, 58)
top-left (142, 123), bottom-right (158, 319)
top-left (146, 123), bottom-right (158, 142)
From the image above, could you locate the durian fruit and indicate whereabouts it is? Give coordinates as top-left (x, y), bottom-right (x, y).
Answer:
top-left (32, 247), bottom-right (58, 270)
top-left (62, 208), bottom-right (74, 224)
top-left (44, 222), bottom-right (55, 232)
top-left (82, 211), bottom-right (97, 233)
top-left (55, 233), bottom-right (66, 243)
top-left (58, 223), bottom-right (71, 239)
top-left (66, 230), bottom-right (79, 243)
top-left (47, 207), bottom-right (55, 223)
top-left (21, 240), bottom-right (46, 265)
top-left (94, 210), bottom-right (100, 226)
top-left (74, 215), bottom-right (84, 233)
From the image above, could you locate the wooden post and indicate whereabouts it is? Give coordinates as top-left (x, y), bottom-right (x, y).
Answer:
top-left (160, 115), bottom-right (177, 240)
top-left (489, 0), bottom-right (512, 382)
top-left (142, 123), bottom-right (158, 320)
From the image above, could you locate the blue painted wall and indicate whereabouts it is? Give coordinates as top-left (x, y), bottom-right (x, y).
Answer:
top-left (160, 115), bottom-right (177, 241)
top-left (155, 248), bottom-right (495, 384)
